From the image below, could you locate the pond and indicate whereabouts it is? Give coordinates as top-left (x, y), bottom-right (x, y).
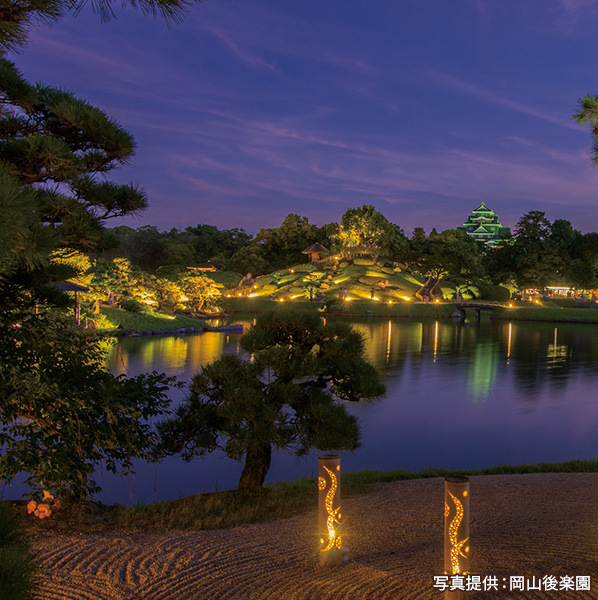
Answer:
top-left (5, 315), bottom-right (598, 504)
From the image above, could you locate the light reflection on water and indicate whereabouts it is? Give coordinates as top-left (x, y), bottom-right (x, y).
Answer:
top-left (5, 315), bottom-right (598, 504)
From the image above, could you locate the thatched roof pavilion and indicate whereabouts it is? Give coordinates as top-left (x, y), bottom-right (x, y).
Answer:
top-left (302, 243), bottom-right (330, 264)
top-left (187, 260), bottom-right (223, 272)
top-left (47, 281), bottom-right (91, 325)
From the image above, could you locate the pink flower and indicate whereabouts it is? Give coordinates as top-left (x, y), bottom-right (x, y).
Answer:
top-left (53, 498), bottom-right (62, 510)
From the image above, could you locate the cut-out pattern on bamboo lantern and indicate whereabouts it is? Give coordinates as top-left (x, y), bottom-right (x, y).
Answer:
top-left (444, 476), bottom-right (470, 598)
top-left (318, 454), bottom-right (342, 566)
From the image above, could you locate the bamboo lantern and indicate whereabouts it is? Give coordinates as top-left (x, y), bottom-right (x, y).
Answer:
top-left (318, 454), bottom-right (342, 566)
top-left (444, 476), bottom-right (470, 599)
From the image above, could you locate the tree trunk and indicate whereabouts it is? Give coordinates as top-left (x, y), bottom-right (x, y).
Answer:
top-left (238, 441), bottom-right (272, 490)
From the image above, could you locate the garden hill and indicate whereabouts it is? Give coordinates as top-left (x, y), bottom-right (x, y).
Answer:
top-left (203, 257), bottom-right (510, 304)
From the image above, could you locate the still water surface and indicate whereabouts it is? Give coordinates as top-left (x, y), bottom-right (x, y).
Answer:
top-left (86, 315), bottom-right (598, 505)
top-left (5, 316), bottom-right (598, 504)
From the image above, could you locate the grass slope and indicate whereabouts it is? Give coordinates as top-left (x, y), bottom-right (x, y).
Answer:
top-left (493, 305), bottom-right (598, 323)
top-left (99, 306), bottom-right (209, 332)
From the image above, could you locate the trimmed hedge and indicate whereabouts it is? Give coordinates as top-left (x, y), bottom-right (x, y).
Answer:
top-left (353, 257), bottom-right (376, 266)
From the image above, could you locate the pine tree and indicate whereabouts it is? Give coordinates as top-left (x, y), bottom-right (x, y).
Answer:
top-left (158, 310), bottom-right (386, 490)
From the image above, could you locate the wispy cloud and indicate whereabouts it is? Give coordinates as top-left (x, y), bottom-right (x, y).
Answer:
top-left (427, 70), bottom-right (579, 131)
top-left (210, 28), bottom-right (278, 73)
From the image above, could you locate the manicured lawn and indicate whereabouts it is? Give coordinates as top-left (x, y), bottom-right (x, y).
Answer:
top-left (493, 305), bottom-right (598, 323)
top-left (227, 297), bottom-right (456, 317)
top-left (99, 306), bottom-right (209, 332)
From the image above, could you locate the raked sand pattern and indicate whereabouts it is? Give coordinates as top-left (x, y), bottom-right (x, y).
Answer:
top-left (32, 474), bottom-right (598, 599)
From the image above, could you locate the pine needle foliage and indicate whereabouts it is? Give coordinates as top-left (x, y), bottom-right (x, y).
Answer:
top-left (159, 309), bottom-right (386, 491)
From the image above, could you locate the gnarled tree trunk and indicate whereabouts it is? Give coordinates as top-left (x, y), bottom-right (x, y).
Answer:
top-left (238, 441), bottom-right (272, 490)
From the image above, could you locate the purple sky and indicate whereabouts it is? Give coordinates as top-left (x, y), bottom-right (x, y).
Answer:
top-left (12, 0), bottom-right (598, 235)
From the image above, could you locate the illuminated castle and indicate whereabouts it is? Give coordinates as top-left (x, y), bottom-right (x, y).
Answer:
top-left (457, 203), bottom-right (511, 245)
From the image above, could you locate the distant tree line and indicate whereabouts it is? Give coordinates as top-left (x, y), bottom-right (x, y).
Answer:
top-left (100, 205), bottom-right (598, 293)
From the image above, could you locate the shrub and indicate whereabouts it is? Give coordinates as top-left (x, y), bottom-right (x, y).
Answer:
top-left (293, 264), bottom-right (318, 273)
top-left (353, 257), bottom-right (376, 266)
top-left (255, 275), bottom-right (275, 286)
top-left (0, 503), bottom-right (39, 600)
top-left (120, 298), bottom-right (144, 313)
top-left (475, 282), bottom-right (511, 302)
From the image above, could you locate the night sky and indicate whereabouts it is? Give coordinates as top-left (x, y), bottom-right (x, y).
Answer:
top-left (12, 0), bottom-right (598, 235)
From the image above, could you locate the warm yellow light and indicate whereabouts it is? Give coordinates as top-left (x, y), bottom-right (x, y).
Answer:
top-left (535, 300), bottom-right (539, 303)
top-left (509, 303), bottom-right (513, 308)
top-left (447, 491), bottom-right (469, 574)
top-left (388, 300), bottom-right (393, 304)
top-left (322, 465), bottom-right (340, 552)
top-left (435, 299), bottom-right (439, 303)
top-left (463, 491), bottom-right (468, 497)
top-left (289, 269), bottom-right (295, 273)
top-left (336, 465), bottom-right (340, 471)
top-left (373, 297), bottom-right (379, 301)
top-left (402, 296), bottom-right (410, 301)
top-left (279, 298), bottom-right (285, 302)
top-left (237, 293), bottom-right (242, 297)
top-left (180, 295), bottom-right (189, 301)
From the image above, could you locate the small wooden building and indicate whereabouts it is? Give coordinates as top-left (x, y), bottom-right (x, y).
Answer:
top-left (302, 243), bottom-right (330, 264)
top-left (48, 281), bottom-right (90, 325)
top-left (187, 260), bottom-right (223, 272)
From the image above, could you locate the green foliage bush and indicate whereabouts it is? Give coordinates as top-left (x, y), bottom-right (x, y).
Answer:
top-left (203, 271), bottom-right (244, 289)
top-left (475, 282), bottom-right (511, 301)
top-left (339, 261), bottom-right (349, 269)
top-left (359, 276), bottom-right (381, 285)
top-left (278, 273), bottom-right (302, 285)
top-left (255, 275), bottom-right (275, 286)
top-left (293, 264), bottom-right (318, 273)
top-left (119, 298), bottom-right (145, 313)
top-left (0, 504), bottom-right (38, 600)
top-left (353, 257), bottom-right (376, 266)
top-left (459, 288), bottom-right (475, 300)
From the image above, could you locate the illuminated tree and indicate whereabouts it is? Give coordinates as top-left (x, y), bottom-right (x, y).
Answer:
top-left (338, 205), bottom-right (395, 249)
top-left (158, 310), bottom-right (386, 490)
top-left (177, 272), bottom-right (221, 312)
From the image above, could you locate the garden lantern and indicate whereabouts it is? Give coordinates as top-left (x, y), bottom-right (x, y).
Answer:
top-left (444, 476), bottom-right (470, 598)
top-left (318, 454), bottom-right (343, 566)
